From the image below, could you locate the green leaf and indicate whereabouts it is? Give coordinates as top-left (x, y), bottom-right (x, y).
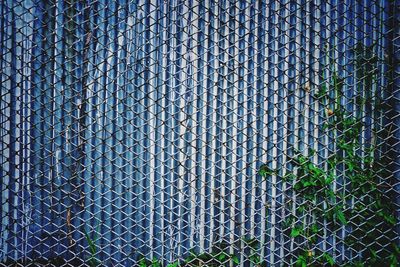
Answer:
top-left (311, 224), bottom-right (318, 234)
top-left (197, 252), bottom-right (212, 261)
top-left (390, 253), bottom-right (398, 267)
top-left (370, 249), bottom-right (377, 262)
top-left (294, 182), bottom-right (302, 191)
top-left (347, 161), bottom-right (355, 171)
top-left (259, 164), bottom-right (275, 177)
top-left (323, 253), bottom-right (335, 266)
top-left (298, 205), bottom-right (306, 213)
top-left (393, 243), bottom-right (400, 254)
top-left (296, 255), bottom-right (307, 267)
top-left (384, 214), bottom-right (396, 225)
top-left (217, 252), bottom-right (227, 262)
top-left (326, 189), bottom-right (336, 199)
top-left (336, 208), bottom-right (347, 225)
top-left (152, 257), bottom-right (161, 267)
top-left (283, 173), bottom-right (295, 182)
top-left (249, 253), bottom-right (261, 264)
top-left (231, 255), bottom-right (240, 265)
top-left (325, 175), bottom-right (334, 185)
top-left (139, 259), bottom-right (147, 267)
top-left (94, 220), bottom-right (100, 242)
top-left (83, 229), bottom-right (97, 255)
top-left (303, 181), bottom-right (313, 187)
top-left (290, 226), bottom-right (302, 238)
top-left (317, 85), bottom-right (327, 98)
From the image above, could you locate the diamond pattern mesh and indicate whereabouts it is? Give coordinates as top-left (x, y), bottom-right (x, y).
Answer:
top-left (0, 0), bottom-right (399, 266)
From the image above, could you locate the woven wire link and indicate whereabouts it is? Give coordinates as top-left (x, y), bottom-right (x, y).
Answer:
top-left (0, 0), bottom-right (399, 266)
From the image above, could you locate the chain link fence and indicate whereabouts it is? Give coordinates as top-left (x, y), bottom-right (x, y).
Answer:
top-left (1, 0), bottom-right (399, 266)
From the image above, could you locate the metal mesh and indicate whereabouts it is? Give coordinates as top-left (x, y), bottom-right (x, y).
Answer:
top-left (1, 0), bottom-right (399, 266)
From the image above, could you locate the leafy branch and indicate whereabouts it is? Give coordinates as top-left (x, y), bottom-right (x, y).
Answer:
top-left (259, 43), bottom-right (398, 266)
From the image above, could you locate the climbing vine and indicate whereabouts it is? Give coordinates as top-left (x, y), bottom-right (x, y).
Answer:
top-left (259, 44), bottom-right (399, 266)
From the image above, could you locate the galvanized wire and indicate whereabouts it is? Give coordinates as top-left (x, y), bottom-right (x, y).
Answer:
top-left (0, 0), bottom-right (399, 266)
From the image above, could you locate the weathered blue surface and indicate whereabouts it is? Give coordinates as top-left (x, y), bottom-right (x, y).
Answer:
top-left (0, 0), bottom-right (397, 265)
